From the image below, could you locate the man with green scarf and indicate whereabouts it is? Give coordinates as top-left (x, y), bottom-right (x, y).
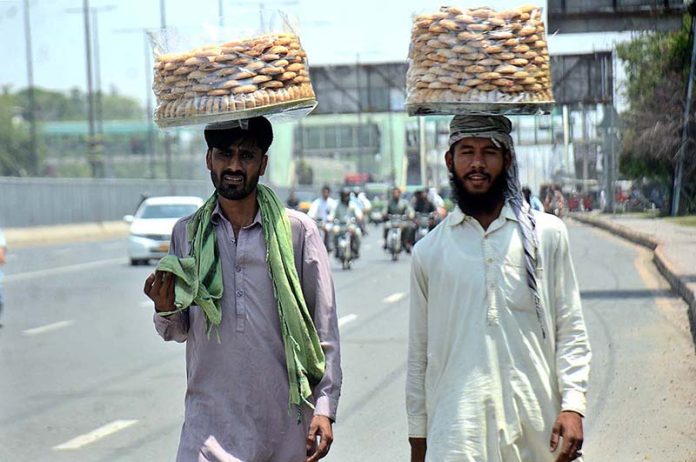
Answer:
top-left (144, 117), bottom-right (342, 462)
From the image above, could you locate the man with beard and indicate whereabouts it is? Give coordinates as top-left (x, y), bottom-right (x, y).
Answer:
top-left (144, 117), bottom-right (342, 462)
top-left (406, 115), bottom-right (591, 462)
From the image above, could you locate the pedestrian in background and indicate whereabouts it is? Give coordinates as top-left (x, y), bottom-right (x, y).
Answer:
top-left (144, 117), bottom-right (342, 462)
top-left (523, 186), bottom-right (544, 212)
top-left (407, 115), bottom-right (591, 462)
top-left (286, 189), bottom-right (300, 210)
top-left (0, 227), bottom-right (6, 327)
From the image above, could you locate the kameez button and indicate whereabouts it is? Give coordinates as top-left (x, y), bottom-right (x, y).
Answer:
top-left (235, 265), bottom-right (242, 273)
top-left (236, 290), bottom-right (243, 297)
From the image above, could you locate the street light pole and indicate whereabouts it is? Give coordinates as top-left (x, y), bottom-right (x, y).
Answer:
top-left (115, 26), bottom-right (158, 179)
top-left (159, 0), bottom-right (173, 186)
top-left (23, 0), bottom-right (37, 175)
top-left (82, 0), bottom-right (99, 177)
top-left (90, 7), bottom-right (115, 135)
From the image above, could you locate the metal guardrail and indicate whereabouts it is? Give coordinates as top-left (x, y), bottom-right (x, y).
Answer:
top-left (0, 177), bottom-right (318, 228)
top-left (0, 177), bottom-right (213, 228)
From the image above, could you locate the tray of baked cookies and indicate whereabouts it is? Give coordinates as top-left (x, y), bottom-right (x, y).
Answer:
top-left (150, 26), bottom-right (317, 128)
top-left (406, 4), bottom-right (554, 116)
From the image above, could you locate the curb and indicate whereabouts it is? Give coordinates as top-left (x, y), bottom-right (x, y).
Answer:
top-left (569, 213), bottom-right (658, 250)
top-left (5, 221), bottom-right (129, 248)
top-left (570, 213), bottom-right (696, 349)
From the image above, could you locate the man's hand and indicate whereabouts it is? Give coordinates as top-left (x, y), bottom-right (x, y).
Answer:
top-left (305, 415), bottom-right (333, 462)
top-left (409, 437), bottom-right (427, 462)
top-left (550, 411), bottom-right (584, 462)
top-left (143, 271), bottom-right (175, 313)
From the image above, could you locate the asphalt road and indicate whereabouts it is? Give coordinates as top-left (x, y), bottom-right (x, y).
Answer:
top-left (0, 221), bottom-right (694, 461)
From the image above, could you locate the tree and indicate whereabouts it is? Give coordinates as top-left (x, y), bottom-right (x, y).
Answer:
top-left (616, 16), bottom-right (696, 214)
top-left (0, 93), bottom-right (35, 176)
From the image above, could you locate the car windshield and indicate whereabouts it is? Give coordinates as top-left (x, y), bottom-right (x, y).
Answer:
top-left (138, 204), bottom-right (198, 219)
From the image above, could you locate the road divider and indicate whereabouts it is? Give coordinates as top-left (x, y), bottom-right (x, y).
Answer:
top-left (53, 419), bottom-right (138, 450)
top-left (6, 221), bottom-right (129, 249)
top-left (22, 320), bottom-right (75, 336)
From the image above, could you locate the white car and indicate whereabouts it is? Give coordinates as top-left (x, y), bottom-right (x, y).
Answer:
top-left (124, 196), bottom-right (204, 266)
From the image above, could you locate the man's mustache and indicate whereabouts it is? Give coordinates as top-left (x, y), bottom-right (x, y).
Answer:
top-left (220, 170), bottom-right (246, 180)
top-left (465, 171), bottom-right (491, 181)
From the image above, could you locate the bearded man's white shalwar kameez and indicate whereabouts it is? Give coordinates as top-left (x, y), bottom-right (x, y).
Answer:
top-left (406, 204), bottom-right (591, 462)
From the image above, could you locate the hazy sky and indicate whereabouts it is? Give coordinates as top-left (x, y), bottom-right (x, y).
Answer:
top-left (0, 0), bottom-right (634, 104)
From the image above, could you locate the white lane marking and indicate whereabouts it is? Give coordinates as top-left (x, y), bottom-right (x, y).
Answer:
top-left (139, 300), bottom-right (153, 308)
top-left (53, 419), bottom-right (139, 450)
top-left (338, 314), bottom-right (358, 327)
top-left (5, 258), bottom-right (124, 283)
top-left (382, 292), bottom-right (406, 304)
top-left (23, 320), bottom-right (75, 336)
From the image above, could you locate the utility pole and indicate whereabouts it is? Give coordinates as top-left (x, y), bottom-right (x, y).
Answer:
top-left (82, 0), bottom-right (99, 177)
top-left (91, 6), bottom-right (115, 176)
top-left (159, 0), bottom-right (173, 185)
top-left (218, 0), bottom-right (224, 27)
top-left (66, 3), bottom-right (115, 177)
top-left (356, 53), bottom-right (363, 175)
top-left (115, 27), bottom-right (158, 179)
top-left (23, 0), bottom-right (37, 175)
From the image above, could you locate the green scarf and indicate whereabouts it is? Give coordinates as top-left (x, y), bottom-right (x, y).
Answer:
top-left (156, 185), bottom-right (326, 411)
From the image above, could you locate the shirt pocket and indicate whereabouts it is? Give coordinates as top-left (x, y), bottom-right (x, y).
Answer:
top-left (501, 256), bottom-right (539, 313)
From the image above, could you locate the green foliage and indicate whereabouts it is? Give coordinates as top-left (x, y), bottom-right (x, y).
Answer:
top-left (616, 15), bottom-right (696, 212)
top-left (14, 87), bottom-right (143, 121)
top-left (0, 86), bottom-right (144, 177)
top-left (0, 93), bottom-right (35, 176)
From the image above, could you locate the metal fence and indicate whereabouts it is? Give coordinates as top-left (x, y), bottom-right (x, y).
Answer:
top-left (0, 177), bottom-right (309, 228)
top-left (0, 177), bottom-right (215, 228)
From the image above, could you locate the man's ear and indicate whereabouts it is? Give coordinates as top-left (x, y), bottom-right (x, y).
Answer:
top-left (504, 150), bottom-right (513, 169)
top-left (205, 149), bottom-right (212, 171)
top-left (259, 154), bottom-right (269, 176)
top-left (444, 150), bottom-right (453, 171)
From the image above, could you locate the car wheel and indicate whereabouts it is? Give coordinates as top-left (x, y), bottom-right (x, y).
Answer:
top-left (130, 258), bottom-right (145, 266)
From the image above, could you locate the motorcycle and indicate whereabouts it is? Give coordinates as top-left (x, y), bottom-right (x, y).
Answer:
top-left (414, 213), bottom-right (432, 244)
top-left (384, 214), bottom-right (405, 261)
top-left (314, 218), bottom-right (332, 253)
top-left (333, 218), bottom-right (357, 270)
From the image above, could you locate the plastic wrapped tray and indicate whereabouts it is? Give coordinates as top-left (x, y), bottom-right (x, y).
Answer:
top-left (406, 5), bottom-right (554, 116)
top-left (150, 26), bottom-right (317, 128)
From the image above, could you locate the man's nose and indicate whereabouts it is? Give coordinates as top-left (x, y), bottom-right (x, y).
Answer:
top-left (470, 151), bottom-right (486, 168)
top-left (225, 152), bottom-right (243, 171)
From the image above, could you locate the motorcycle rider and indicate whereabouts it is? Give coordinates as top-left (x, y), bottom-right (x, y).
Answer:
top-left (308, 185), bottom-right (337, 250)
top-left (412, 189), bottom-right (437, 232)
top-left (412, 190), bottom-right (436, 214)
top-left (329, 189), bottom-right (362, 258)
top-left (382, 186), bottom-right (415, 252)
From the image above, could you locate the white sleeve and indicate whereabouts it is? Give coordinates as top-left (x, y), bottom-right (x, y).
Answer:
top-left (406, 248), bottom-right (429, 437)
top-left (307, 200), bottom-right (319, 220)
top-left (554, 223), bottom-right (592, 416)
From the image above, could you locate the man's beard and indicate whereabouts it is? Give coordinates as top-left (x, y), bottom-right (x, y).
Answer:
top-left (211, 168), bottom-right (261, 200)
top-left (449, 167), bottom-right (508, 216)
